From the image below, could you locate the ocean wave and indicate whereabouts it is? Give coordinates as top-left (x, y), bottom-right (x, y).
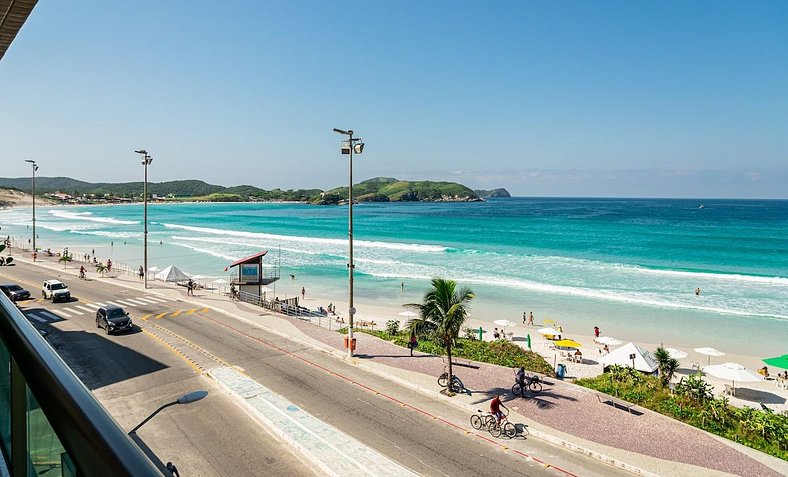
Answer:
top-left (70, 230), bottom-right (140, 239)
top-left (162, 223), bottom-right (447, 253)
top-left (48, 209), bottom-right (139, 225)
top-left (169, 241), bottom-right (238, 261)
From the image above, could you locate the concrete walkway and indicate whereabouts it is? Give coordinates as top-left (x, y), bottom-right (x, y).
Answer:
top-left (11, 252), bottom-right (788, 477)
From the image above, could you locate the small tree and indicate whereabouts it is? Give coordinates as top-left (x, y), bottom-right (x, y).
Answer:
top-left (58, 255), bottom-right (72, 269)
top-left (95, 263), bottom-right (108, 276)
top-left (405, 278), bottom-right (474, 395)
top-left (654, 347), bottom-right (679, 387)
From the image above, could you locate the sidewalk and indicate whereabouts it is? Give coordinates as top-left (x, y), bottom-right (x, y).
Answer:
top-left (10, 252), bottom-right (787, 477)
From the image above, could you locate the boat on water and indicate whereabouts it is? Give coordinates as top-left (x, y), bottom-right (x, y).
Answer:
top-left (699, 204), bottom-right (705, 209)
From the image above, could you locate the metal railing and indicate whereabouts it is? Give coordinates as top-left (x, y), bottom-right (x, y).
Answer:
top-left (0, 294), bottom-right (162, 476)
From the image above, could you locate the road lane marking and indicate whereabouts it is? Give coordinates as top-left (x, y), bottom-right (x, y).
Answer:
top-left (114, 300), bottom-right (136, 306)
top-left (105, 301), bottom-right (123, 307)
top-left (74, 305), bottom-right (96, 313)
top-left (145, 297), bottom-right (168, 303)
top-left (57, 309), bottom-right (73, 317)
top-left (39, 311), bottom-right (61, 321)
top-left (65, 308), bottom-right (84, 315)
top-left (134, 297), bottom-right (160, 304)
top-left (171, 309), bottom-right (184, 317)
top-left (125, 298), bottom-right (150, 305)
top-left (184, 308), bottom-right (199, 315)
top-left (26, 313), bottom-right (48, 323)
top-left (139, 314), bottom-right (153, 321)
top-left (94, 302), bottom-right (108, 307)
top-left (154, 312), bottom-right (168, 320)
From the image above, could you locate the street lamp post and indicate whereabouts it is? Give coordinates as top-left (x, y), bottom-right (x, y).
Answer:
top-left (128, 390), bottom-right (207, 435)
top-left (332, 128), bottom-right (364, 358)
top-left (134, 150), bottom-right (153, 289)
top-left (24, 160), bottom-right (38, 260)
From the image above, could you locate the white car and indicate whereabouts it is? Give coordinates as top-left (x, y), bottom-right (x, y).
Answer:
top-left (42, 279), bottom-right (71, 302)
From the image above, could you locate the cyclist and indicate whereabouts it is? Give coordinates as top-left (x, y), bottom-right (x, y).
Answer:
top-left (515, 366), bottom-right (526, 387)
top-left (490, 395), bottom-right (508, 425)
top-left (79, 265), bottom-right (86, 280)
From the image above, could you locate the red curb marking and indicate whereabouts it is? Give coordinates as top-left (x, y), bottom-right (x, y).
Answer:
top-left (200, 314), bottom-right (578, 477)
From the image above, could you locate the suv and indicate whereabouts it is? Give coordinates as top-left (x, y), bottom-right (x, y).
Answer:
top-left (96, 305), bottom-right (133, 335)
top-left (0, 284), bottom-right (31, 302)
top-left (42, 280), bottom-right (71, 302)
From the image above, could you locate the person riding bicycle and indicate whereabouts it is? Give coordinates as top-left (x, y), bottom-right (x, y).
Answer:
top-left (79, 265), bottom-right (86, 279)
top-left (490, 395), bottom-right (508, 425)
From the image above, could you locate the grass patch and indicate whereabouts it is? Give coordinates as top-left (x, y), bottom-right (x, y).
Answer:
top-left (340, 328), bottom-right (553, 375)
top-left (576, 367), bottom-right (788, 461)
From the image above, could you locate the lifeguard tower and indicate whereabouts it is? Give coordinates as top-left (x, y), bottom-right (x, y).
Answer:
top-left (228, 250), bottom-right (280, 301)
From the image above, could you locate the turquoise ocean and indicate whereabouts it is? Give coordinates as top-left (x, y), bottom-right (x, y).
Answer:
top-left (1, 198), bottom-right (786, 357)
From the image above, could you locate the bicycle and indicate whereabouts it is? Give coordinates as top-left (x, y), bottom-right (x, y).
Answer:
top-left (470, 409), bottom-right (496, 430)
top-left (512, 371), bottom-right (543, 397)
top-left (488, 408), bottom-right (516, 438)
top-left (437, 365), bottom-right (464, 393)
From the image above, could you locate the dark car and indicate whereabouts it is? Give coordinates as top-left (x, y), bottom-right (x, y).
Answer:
top-left (0, 284), bottom-right (31, 302)
top-left (95, 305), bottom-right (133, 335)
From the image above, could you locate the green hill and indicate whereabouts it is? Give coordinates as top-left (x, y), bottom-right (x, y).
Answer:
top-left (319, 177), bottom-right (481, 204)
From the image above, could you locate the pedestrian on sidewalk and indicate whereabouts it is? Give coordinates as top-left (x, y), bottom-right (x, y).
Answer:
top-left (187, 279), bottom-right (194, 296)
top-left (165, 462), bottom-right (180, 477)
top-left (409, 332), bottom-right (418, 356)
top-left (138, 265), bottom-right (144, 280)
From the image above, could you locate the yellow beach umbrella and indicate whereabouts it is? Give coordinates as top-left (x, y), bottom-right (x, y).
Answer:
top-left (554, 339), bottom-right (582, 349)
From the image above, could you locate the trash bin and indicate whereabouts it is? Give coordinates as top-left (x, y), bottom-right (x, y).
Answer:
top-left (343, 336), bottom-right (357, 351)
top-left (556, 363), bottom-right (566, 379)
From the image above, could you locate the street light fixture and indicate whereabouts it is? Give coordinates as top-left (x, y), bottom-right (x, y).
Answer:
top-left (134, 149), bottom-right (153, 289)
top-left (128, 390), bottom-right (208, 435)
top-left (24, 160), bottom-right (38, 260)
top-left (333, 128), bottom-right (364, 358)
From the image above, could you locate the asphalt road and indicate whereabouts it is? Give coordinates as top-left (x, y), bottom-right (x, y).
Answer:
top-left (1, 261), bottom-right (631, 477)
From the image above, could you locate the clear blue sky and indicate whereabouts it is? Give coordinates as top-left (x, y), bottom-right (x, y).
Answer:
top-left (2, 1), bottom-right (786, 198)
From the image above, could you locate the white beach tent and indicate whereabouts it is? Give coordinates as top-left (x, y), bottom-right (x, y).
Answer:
top-left (154, 265), bottom-right (191, 283)
top-left (600, 342), bottom-right (658, 373)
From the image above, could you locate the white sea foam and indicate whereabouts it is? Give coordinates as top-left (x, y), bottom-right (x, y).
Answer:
top-left (48, 209), bottom-right (139, 225)
top-left (162, 223), bottom-right (446, 253)
top-left (169, 241), bottom-right (238, 261)
top-left (71, 230), bottom-right (140, 239)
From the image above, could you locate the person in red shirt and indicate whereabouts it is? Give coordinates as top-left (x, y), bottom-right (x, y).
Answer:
top-left (490, 395), bottom-right (508, 424)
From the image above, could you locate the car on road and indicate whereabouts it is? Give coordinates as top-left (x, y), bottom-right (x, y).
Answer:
top-left (42, 280), bottom-right (71, 302)
top-left (96, 304), bottom-right (133, 335)
top-left (0, 284), bottom-right (31, 302)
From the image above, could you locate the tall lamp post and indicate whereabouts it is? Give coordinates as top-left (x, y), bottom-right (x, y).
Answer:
top-left (332, 128), bottom-right (364, 358)
top-left (134, 150), bottom-right (153, 289)
top-left (24, 160), bottom-right (38, 260)
top-left (128, 390), bottom-right (207, 435)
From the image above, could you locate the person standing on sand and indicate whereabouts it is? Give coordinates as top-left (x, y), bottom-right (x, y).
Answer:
top-left (523, 312), bottom-right (527, 324)
top-left (301, 286), bottom-right (306, 301)
top-left (593, 325), bottom-right (600, 340)
top-left (527, 312), bottom-right (534, 326)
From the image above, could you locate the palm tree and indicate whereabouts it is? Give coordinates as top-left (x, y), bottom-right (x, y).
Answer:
top-left (95, 263), bottom-right (108, 276)
top-left (58, 254), bottom-right (72, 269)
top-left (405, 278), bottom-right (474, 395)
top-left (654, 347), bottom-right (679, 387)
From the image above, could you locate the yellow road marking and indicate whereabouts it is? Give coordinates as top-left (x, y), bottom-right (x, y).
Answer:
top-left (185, 307), bottom-right (199, 315)
top-left (171, 309), bottom-right (184, 317)
top-left (140, 314), bottom-right (152, 321)
top-left (141, 329), bottom-right (203, 374)
top-left (155, 312), bottom-right (168, 320)
top-left (201, 307), bottom-right (210, 312)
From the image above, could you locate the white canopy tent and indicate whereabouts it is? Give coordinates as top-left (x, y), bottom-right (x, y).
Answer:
top-left (601, 342), bottom-right (658, 373)
top-left (154, 265), bottom-right (191, 283)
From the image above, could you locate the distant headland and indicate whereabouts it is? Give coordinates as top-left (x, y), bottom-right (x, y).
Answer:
top-left (0, 176), bottom-right (510, 206)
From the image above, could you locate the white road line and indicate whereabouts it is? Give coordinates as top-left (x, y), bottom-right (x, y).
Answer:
top-left (125, 298), bottom-right (150, 305)
top-left (133, 297), bottom-right (159, 304)
top-left (27, 313), bottom-right (48, 323)
top-left (57, 309), bottom-right (73, 317)
top-left (40, 311), bottom-right (61, 321)
top-left (114, 300), bottom-right (136, 306)
top-left (66, 308), bottom-right (84, 316)
top-left (74, 305), bottom-right (97, 313)
top-left (94, 302), bottom-right (108, 307)
top-left (144, 297), bottom-right (168, 303)
top-left (106, 301), bottom-right (124, 307)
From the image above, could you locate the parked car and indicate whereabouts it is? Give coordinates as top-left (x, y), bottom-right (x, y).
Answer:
top-left (0, 284), bottom-right (31, 302)
top-left (42, 280), bottom-right (71, 302)
top-left (95, 304), bottom-right (133, 335)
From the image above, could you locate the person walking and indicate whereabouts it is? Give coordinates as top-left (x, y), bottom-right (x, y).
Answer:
top-left (187, 279), bottom-right (194, 296)
top-left (527, 312), bottom-right (534, 326)
top-left (522, 312), bottom-right (527, 324)
top-left (409, 332), bottom-right (418, 356)
top-left (138, 265), bottom-right (144, 280)
top-left (165, 462), bottom-right (180, 477)
top-left (301, 286), bottom-right (306, 301)
top-left (593, 325), bottom-right (600, 340)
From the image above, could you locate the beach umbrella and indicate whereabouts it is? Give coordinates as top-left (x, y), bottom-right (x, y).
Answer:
top-left (213, 278), bottom-right (228, 284)
top-left (554, 339), bottom-right (582, 349)
top-left (148, 266), bottom-right (161, 273)
top-left (664, 347), bottom-right (688, 359)
top-left (493, 319), bottom-right (516, 328)
top-left (694, 347), bottom-right (726, 365)
top-left (191, 274), bottom-right (206, 280)
top-left (537, 327), bottom-right (559, 336)
top-left (398, 310), bottom-right (417, 318)
top-left (595, 336), bottom-right (622, 346)
top-left (702, 362), bottom-right (762, 395)
top-left (762, 354), bottom-right (788, 370)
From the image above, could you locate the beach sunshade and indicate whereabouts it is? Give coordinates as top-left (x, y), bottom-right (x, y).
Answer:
top-left (695, 347), bottom-right (726, 365)
top-left (702, 362), bottom-right (762, 394)
top-left (537, 327), bottom-right (560, 336)
top-left (398, 310), bottom-right (417, 317)
top-left (493, 319), bottom-right (516, 328)
top-left (148, 266), bottom-right (161, 273)
top-left (664, 347), bottom-right (688, 359)
top-left (595, 336), bottom-right (622, 346)
top-left (154, 265), bottom-right (191, 283)
top-left (213, 278), bottom-right (228, 284)
top-left (762, 355), bottom-right (788, 370)
top-left (600, 342), bottom-right (658, 373)
top-left (554, 339), bottom-right (582, 349)
top-left (191, 274), bottom-right (206, 280)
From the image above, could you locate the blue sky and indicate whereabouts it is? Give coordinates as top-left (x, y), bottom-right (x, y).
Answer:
top-left (1, 1), bottom-right (786, 198)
